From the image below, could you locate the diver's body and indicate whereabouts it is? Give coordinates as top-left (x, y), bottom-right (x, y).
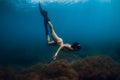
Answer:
top-left (39, 3), bottom-right (81, 60)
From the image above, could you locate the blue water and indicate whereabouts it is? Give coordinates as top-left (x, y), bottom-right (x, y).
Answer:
top-left (0, 0), bottom-right (120, 66)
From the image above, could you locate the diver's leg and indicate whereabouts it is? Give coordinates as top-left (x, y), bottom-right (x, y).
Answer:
top-left (40, 4), bottom-right (50, 36)
top-left (39, 3), bottom-right (56, 45)
top-left (44, 18), bottom-right (56, 45)
top-left (48, 21), bottom-right (61, 42)
top-left (44, 20), bottom-right (54, 44)
top-left (47, 35), bottom-right (56, 45)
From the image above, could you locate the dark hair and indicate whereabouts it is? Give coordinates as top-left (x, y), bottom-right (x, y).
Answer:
top-left (71, 42), bottom-right (81, 51)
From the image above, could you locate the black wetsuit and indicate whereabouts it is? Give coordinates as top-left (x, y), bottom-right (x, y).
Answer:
top-left (39, 3), bottom-right (50, 35)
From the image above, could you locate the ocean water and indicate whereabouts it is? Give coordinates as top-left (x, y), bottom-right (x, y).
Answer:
top-left (0, 0), bottom-right (120, 66)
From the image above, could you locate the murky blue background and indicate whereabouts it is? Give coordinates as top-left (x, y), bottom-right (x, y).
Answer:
top-left (0, 0), bottom-right (120, 66)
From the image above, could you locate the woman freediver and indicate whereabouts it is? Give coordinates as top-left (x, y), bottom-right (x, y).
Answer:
top-left (39, 3), bottom-right (81, 60)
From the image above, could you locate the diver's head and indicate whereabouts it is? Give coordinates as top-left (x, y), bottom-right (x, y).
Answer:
top-left (71, 42), bottom-right (81, 51)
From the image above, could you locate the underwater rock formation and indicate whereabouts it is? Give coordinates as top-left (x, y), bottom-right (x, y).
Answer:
top-left (0, 56), bottom-right (120, 80)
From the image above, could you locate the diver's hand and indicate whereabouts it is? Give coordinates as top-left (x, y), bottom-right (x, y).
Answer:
top-left (52, 55), bottom-right (57, 60)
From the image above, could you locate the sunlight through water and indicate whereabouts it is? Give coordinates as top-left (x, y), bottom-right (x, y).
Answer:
top-left (7, 0), bottom-right (112, 8)
top-left (30, 0), bottom-right (88, 4)
top-left (30, 0), bottom-right (111, 4)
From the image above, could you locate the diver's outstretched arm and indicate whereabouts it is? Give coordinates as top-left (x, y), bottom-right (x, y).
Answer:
top-left (52, 45), bottom-right (64, 60)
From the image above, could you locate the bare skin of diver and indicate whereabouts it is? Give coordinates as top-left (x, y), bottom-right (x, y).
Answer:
top-left (39, 3), bottom-right (81, 60)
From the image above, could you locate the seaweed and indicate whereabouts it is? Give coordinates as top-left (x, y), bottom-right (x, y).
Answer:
top-left (42, 60), bottom-right (78, 80)
top-left (72, 56), bottom-right (120, 80)
top-left (0, 56), bottom-right (120, 80)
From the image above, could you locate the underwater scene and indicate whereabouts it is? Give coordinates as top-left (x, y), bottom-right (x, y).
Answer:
top-left (0, 0), bottom-right (120, 80)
